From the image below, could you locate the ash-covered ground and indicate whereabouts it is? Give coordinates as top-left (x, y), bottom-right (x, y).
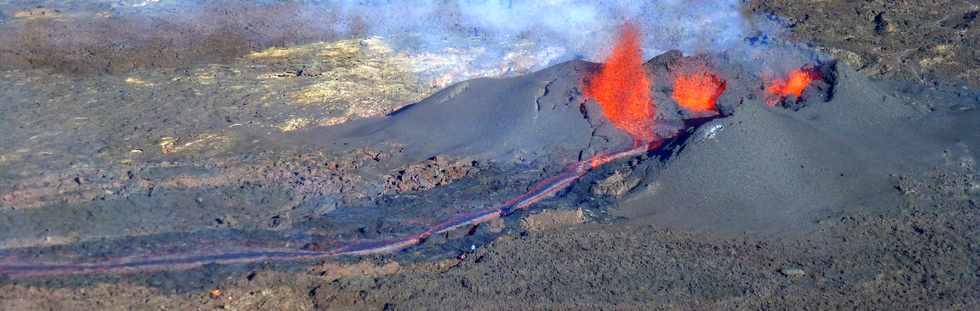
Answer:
top-left (1, 1), bottom-right (979, 310)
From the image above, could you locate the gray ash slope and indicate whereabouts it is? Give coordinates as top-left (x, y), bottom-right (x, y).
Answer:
top-left (303, 49), bottom-right (978, 239)
top-left (299, 51), bottom-right (757, 167)
top-left (300, 55), bottom-right (690, 166)
top-left (619, 60), bottom-right (980, 237)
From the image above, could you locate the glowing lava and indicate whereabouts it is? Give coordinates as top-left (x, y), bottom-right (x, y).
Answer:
top-left (765, 68), bottom-right (820, 106)
top-left (672, 65), bottom-right (726, 114)
top-left (584, 22), bottom-right (656, 144)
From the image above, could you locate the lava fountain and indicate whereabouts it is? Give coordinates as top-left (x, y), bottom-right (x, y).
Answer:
top-left (672, 63), bottom-right (727, 114)
top-left (765, 67), bottom-right (821, 106)
top-left (584, 22), bottom-right (657, 145)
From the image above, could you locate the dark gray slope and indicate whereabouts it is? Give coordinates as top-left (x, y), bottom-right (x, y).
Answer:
top-left (300, 50), bottom-right (976, 239)
top-left (298, 51), bottom-right (725, 166)
top-left (617, 63), bottom-right (980, 237)
top-left (301, 60), bottom-right (636, 164)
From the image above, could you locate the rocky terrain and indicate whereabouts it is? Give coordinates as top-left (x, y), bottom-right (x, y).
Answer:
top-left (749, 0), bottom-right (980, 87)
top-left (0, 1), bottom-right (978, 310)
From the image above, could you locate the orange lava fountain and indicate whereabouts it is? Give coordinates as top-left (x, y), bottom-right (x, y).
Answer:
top-left (765, 68), bottom-right (820, 106)
top-left (584, 22), bottom-right (656, 144)
top-left (672, 65), bottom-right (726, 113)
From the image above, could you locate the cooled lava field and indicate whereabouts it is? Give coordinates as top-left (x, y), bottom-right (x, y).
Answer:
top-left (0, 1), bottom-right (978, 310)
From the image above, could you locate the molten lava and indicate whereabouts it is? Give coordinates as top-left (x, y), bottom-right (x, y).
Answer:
top-left (765, 68), bottom-right (820, 106)
top-left (584, 22), bottom-right (656, 144)
top-left (672, 65), bottom-right (726, 114)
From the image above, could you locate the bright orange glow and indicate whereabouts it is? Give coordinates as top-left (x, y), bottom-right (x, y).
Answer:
top-left (672, 65), bottom-right (726, 113)
top-left (584, 22), bottom-right (656, 144)
top-left (209, 288), bottom-right (223, 299)
top-left (765, 68), bottom-right (820, 106)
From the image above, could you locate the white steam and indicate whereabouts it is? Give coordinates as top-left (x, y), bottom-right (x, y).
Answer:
top-left (119, 0), bottom-right (768, 85)
top-left (322, 0), bottom-right (749, 59)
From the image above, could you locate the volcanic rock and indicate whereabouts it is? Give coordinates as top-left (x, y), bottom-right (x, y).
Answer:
top-left (591, 170), bottom-right (641, 197)
top-left (383, 156), bottom-right (478, 194)
top-left (520, 208), bottom-right (586, 232)
top-left (780, 267), bottom-right (806, 277)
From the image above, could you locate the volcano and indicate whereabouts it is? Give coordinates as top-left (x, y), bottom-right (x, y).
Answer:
top-left (1, 3), bottom-right (979, 308)
top-left (298, 49), bottom-right (979, 238)
top-left (3, 48), bottom-right (977, 277)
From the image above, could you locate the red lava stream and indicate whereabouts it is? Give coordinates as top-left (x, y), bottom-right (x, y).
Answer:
top-left (0, 22), bottom-right (707, 278)
top-left (0, 143), bottom-right (661, 278)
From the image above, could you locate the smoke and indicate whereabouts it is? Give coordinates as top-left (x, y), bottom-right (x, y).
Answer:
top-left (2, 0), bottom-right (808, 84)
top-left (319, 0), bottom-right (750, 67)
top-left (115, 0), bottom-right (753, 77)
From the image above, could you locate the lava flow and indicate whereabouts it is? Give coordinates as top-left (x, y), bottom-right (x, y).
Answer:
top-left (0, 23), bottom-right (680, 279)
top-left (584, 22), bottom-right (656, 144)
top-left (0, 145), bottom-right (657, 278)
top-left (672, 64), bottom-right (727, 114)
top-left (765, 67), bottom-right (820, 106)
